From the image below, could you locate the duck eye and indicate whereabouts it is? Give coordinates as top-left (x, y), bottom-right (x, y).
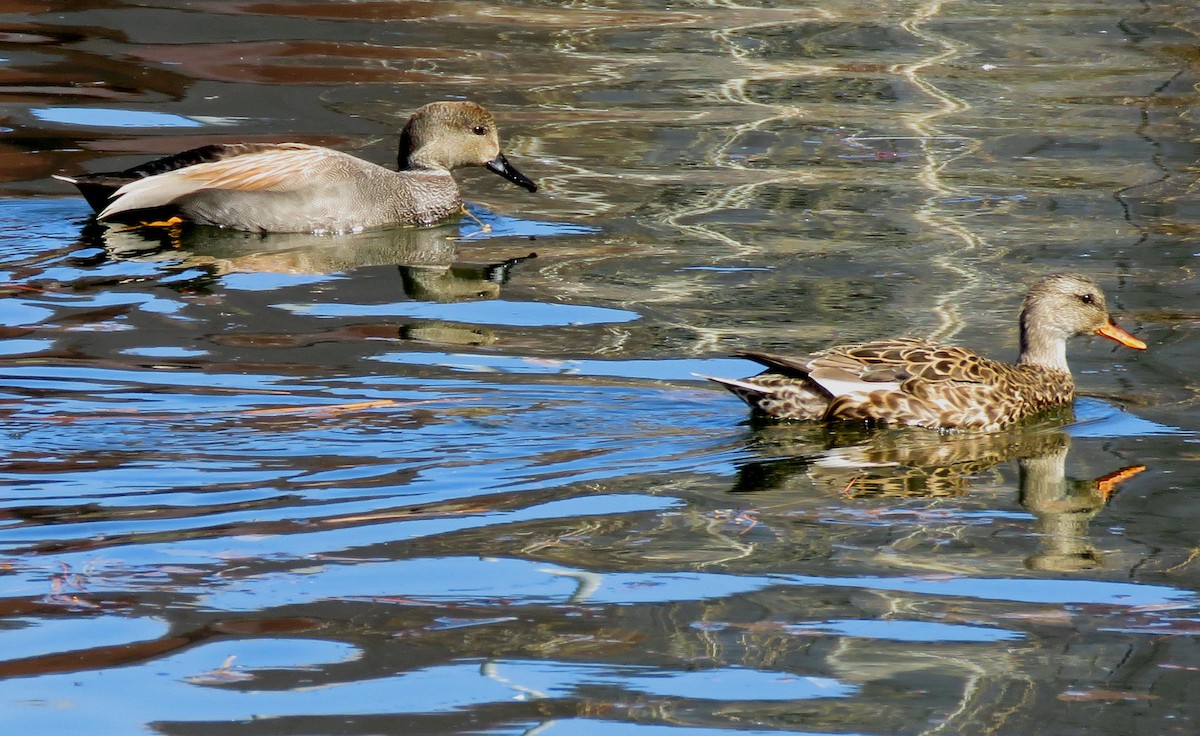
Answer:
top-left (472, 125), bottom-right (487, 136)
top-left (1078, 293), bottom-right (1095, 305)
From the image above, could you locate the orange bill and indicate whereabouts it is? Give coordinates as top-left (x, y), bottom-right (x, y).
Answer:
top-left (1095, 464), bottom-right (1147, 500)
top-left (1096, 322), bottom-right (1147, 350)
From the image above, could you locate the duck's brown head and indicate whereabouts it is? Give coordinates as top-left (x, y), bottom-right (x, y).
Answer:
top-left (398, 101), bottom-right (537, 192)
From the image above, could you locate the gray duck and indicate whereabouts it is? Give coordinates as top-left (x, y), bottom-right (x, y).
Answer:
top-left (55, 101), bottom-right (536, 233)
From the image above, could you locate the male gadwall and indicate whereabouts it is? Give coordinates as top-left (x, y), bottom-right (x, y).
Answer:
top-left (701, 273), bottom-right (1147, 431)
top-left (54, 101), bottom-right (537, 233)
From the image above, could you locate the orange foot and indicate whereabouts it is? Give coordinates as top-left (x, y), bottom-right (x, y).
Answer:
top-left (115, 216), bottom-right (185, 232)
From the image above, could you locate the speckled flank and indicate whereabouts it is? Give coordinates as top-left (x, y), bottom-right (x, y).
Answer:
top-left (708, 273), bottom-right (1145, 431)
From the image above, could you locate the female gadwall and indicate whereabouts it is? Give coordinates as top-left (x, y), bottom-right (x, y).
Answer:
top-left (702, 273), bottom-right (1147, 431)
top-left (55, 101), bottom-right (537, 233)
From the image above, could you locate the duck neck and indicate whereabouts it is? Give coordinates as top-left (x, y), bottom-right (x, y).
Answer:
top-left (1017, 316), bottom-right (1069, 372)
top-left (398, 130), bottom-right (451, 172)
top-left (401, 150), bottom-right (446, 172)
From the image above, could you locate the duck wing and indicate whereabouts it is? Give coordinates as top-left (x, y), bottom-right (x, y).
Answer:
top-left (812, 340), bottom-right (1029, 429)
top-left (735, 349), bottom-right (817, 377)
top-left (814, 338), bottom-right (1002, 390)
top-left (735, 341), bottom-right (937, 402)
top-left (57, 143), bottom-right (278, 213)
top-left (97, 144), bottom-right (360, 219)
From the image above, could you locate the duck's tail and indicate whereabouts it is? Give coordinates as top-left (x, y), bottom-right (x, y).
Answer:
top-left (693, 373), bottom-right (771, 408)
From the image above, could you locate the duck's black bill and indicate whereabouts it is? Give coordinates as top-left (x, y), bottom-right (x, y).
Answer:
top-left (486, 155), bottom-right (537, 193)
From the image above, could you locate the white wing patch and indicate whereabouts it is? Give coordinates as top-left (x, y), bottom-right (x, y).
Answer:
top-left (809, 374), bottom-right (902, 399)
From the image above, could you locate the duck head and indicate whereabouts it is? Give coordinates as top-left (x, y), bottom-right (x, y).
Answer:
top-left (398, 101), bottom-right (537, 192)
top-left (1018, 272), bottom-right (1146, 369)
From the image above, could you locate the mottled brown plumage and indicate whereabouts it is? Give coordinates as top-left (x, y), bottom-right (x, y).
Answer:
top-left (54, 101), bottom-right (536, 233)
top-left (702, 273), bottom-right (1147, 431)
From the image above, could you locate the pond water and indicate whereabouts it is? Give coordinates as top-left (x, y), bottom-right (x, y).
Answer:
top-left (2, 1), bottom-right (1200, 734)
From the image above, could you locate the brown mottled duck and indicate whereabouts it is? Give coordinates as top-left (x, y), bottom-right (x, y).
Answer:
top-left (701, 273), bottom-right (1146, 431)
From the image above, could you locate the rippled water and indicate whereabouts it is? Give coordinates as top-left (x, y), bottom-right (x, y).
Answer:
top-left (3, 2), bottom-right (1200, 735)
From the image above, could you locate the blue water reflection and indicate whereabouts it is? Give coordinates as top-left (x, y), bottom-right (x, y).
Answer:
top-left (795, 618), bottom-right (1022, 642)
top-left (1068, 397), bottom-right (1185, 437)
top-left (461, 204), bottom-right (601, 240)
top-left (0, 655), bottom-right (855, 735)
top-left (186, 557), bottom-right (1195, 612)
top-left (280, 299), bottom-right (639, 326)
top-left (486, 660), bottom-right (855, 700)
top-left (510, 722), bottom-right (860, 736)
top-left (379, 352), bottom-right (752, 380)
top-left (0, 615), bottom-right (169, 662)
top-left (31, 107), bottom-right (206, 128)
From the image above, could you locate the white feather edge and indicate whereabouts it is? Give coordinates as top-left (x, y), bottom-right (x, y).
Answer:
top-left (99, 172), bottom-right (209, 219)
top-left (691, 373), bottom-right (769, 394)
top-left (96, 145), bottom-right (332, 220)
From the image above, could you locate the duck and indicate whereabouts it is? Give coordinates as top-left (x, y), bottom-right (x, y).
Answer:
top-left (54, 101), bottom-right (537, 233)
top-left (700, 273), bottom-right (1147, 431)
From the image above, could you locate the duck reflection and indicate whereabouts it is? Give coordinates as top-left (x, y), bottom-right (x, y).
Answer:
top-left (733, 422), bottom-right (1068, 498)
top-left (78, 218), bottom-right (534, 299)
top-left (76, 218), bottom-right (540, 348)
top-left (732, 421), bottom-right (1144, 571)
top-left (1019, 443), bottom-right (1144, 572)
top-left (75, 219), bottom-right (538, 348)
top-left (397, 251), bottom-right (535, 303)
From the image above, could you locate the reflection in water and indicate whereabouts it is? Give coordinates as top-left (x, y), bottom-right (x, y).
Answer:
top-left (84, 216), bottom-right (449, 268)
top-left (733, 420), bottom-right (1144, 572)
top-left (397, 252), bottom-right (537, 347)
top-left (77, 215), bottom-right (541, 301)
top-left (398, 252), bottom-right (536, 303)
top-left (71, 215), bottom-right (547, 348)
top-left (1020, 445), bottom-right (1145, 573)
top-left (72, 202), bottom-right (579, 306)
top-left (87, 217), bottom-right (452, 272)
top-left (731, 416), bottom-right (1071, 496)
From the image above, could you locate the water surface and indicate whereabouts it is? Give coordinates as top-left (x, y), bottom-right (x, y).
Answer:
top-left (2, 2), bottom-right (1200, 735)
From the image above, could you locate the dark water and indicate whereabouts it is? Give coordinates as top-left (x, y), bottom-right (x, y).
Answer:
top-left (2, 2), bottom-right (1200, 734)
